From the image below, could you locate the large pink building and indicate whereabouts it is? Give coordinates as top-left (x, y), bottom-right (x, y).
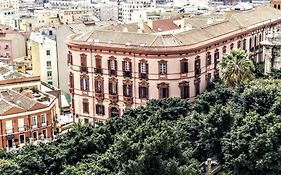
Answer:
top-left (0, 25), bottom-right (26, 64)
top-left (67, 7), bottom-right (281, 124)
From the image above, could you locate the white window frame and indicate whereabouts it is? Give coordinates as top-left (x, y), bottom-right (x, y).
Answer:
top-left (159, 63), bottom-right (166, 75)
top-left (32, 116), bottom-right (37, 129)
top-left (6, 120), bottom-right (12, 134)
top-left (18, 118), bottom-right (24, 132)
top-left (140, 63), bottom-right (146, 73)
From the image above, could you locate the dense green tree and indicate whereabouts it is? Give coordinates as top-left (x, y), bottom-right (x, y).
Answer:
top-left (1, 79), bottom-right (281, 175)
top-left (220, 49), bottom-right (255, 87)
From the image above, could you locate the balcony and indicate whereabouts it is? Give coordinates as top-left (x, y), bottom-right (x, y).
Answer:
top-left (94, 67), bottom-right (103, 75)
top-left (123, 71), bottom-right (132, 78)
top-left (32, 124), bottom-right (37, 129)
top-left (109, 94), bottom-right (118, 103)
top-left (195, 69), bottom-right (201, 77)
top-left (80, 66), bottom-right (88, 73)
top-left (18, 126), bottom-right (25, 132)
top-left (6, 128), bottom-right (13, 135)
top-left (139, 73), bottom-right (148, 80)
top-left (42, 123), bottom-right (47, 128)
top-left (109, 70), bottom-right (117, 76)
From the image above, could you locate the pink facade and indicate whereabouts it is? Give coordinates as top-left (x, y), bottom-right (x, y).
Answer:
top-left (67, 7), bottom-right (281, 124)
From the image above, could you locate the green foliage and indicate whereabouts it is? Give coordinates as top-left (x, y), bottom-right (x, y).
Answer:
top-left (220, 49), bottom-right (255, 87)
top-left (1, 79), bottom-right (281, 175)
top-left (269, 68), bottom-right (281, 79)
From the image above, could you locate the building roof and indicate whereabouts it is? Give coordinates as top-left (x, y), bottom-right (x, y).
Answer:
top-left (151, 18), bottom-right (180, 32)
top-left (70, 6), bottom-right (281, 48)
top-left (0, 89), bottom-right (55, 115)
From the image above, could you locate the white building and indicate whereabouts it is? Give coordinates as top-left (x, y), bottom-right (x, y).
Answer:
top-left (120, 0), bottom-right (156, 23)
top-left (0, 0), bottom-right (19, 10)
top-left (0, 9), bottom-right (19, 30)
top-left (93, 2), bottom-right (119, 21)
top-left (30, 28), bottom-right (59, 88)
top-left (48, 0), bottom-right (92, 9)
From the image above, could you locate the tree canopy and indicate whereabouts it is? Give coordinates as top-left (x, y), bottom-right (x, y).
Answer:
top-left (220, 49), bottom-right (255, 87)
top-left (1, 78), bottom-right (281, 174)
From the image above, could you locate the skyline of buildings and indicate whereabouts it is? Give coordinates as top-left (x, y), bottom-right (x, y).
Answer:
top-left (0, 0), bottom-right (278, 148)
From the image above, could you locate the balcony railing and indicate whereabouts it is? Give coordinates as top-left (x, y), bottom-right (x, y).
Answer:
top-left (42, 123), bottom-right (47, 128)
top-left (6, 128), bottom-right (13, 134)
top-left (80, 66), bottom-right (88, 73)
top-left (32, 124), bottom-right (37, 129)
top-left (139, 73), bottom-right (148, 80)
top-left (109, 69), bottom-right (117, 76)
top-left (18, 126), bottom-right (25, 132)
top-left (94, 67), bottom-right (103, 75)
top-left (123, 71), bottom-right (132, 78)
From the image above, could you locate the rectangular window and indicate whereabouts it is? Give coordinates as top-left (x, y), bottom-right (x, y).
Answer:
top-left (237, 41), bottom-right (241, 49)
top-left (46, 50), bottom-right (50, 56)
top-left (6, 120), bottom-right (12, 134)
top-left (95, 80), bottom-right (102, 93)
top-left (42, 129), bottom-right (47, 138)
top-left (108, 59), bottom-right (117, 76)
top-left (47, 71), bottom-right (52, 77)
top-left (41, 114), bottom-right (46, 125)
top-left (180, 61), bottom-right (188, 74)
top-left (69, 74), bottom-right (74, 89)
top-left (243, 39), bottom-right (246, 51)
top-left (19, 134), bottom-right (25, 144)
top-left (68, 52), bottom-right (73, 65)
top-left (18, 118), bottom-right (24, 132)
top-left (84, 118), bottom-right (89, 124)
top-left (33, 132), bottom-right (38, 140)
top-left (109, 81), bottom-right (117, 95)
top-left (80, 78), bottom-right (89, 91)
top-left (48, 81), bottom-right (53, 85)
top-left (83, 100), bottom-right (89, 114)
top-left (180, 83), bottom-right (189, 99)
top-left (110, 60), bottom-right (116, 70)
top-left (159, 87), bottom-right (169, 99)
top-left (47, 61), bottom-right (51, 68)
top-left (139, 86), bottom-right (148, 99)
top-left (195, 59), bottom-right (201, 76)
top-left (96, 104), bottom-right (105, 115)
top-left (230, 43), bottom-right (234, 50)
top-left (159, 63), bottom-right (167, 75)
top-left (195, 79), bottom-right (200, 96)
top-left (206, 52), bottom-right (211, 66)
top-left (95, 57), bottom-right (102, 74)
top-left (124, 61), bottom-right (130, 71)
top-left (223, 46), bottom-right (226, 54)
top-left (140, 63), bottom-right (147, 74)
top-left (32, 116), bottom-right (37, 127)
top-left (123, 84), bottom-right (132, 97)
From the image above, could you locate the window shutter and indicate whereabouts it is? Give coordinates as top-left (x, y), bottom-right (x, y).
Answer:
top-left (146, 87), bottom-right (149, 99)
top-left (109, 82), bottom-right (112, 94)
top-left (108, 60), bottom-right (111, 71)
top-left (129, 62), bottom-right (132, 72)
top-left (114, 60), bottom-right (117, 71)
top-left (122, 61), bottom-right (125, 72)
top-left (80, 78), bottom-right (83, 90)
top-left (123, 84), bottom-right (126, 96)
top-left (180, 62), bottom-right (184, 73)
top-left (138, 63), bottom-right (141, 75)
top-left (102, 105), bottom-right (105, 115)
top-left (146, 63), bottom-right (149, 74)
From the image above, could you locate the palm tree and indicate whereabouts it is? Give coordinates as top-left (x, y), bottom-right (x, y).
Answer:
top-left (220, 49), bottom-right (255, 87)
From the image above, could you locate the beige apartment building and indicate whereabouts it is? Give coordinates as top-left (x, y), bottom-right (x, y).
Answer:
top-left (67, 6), bottom-right (281, 124)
